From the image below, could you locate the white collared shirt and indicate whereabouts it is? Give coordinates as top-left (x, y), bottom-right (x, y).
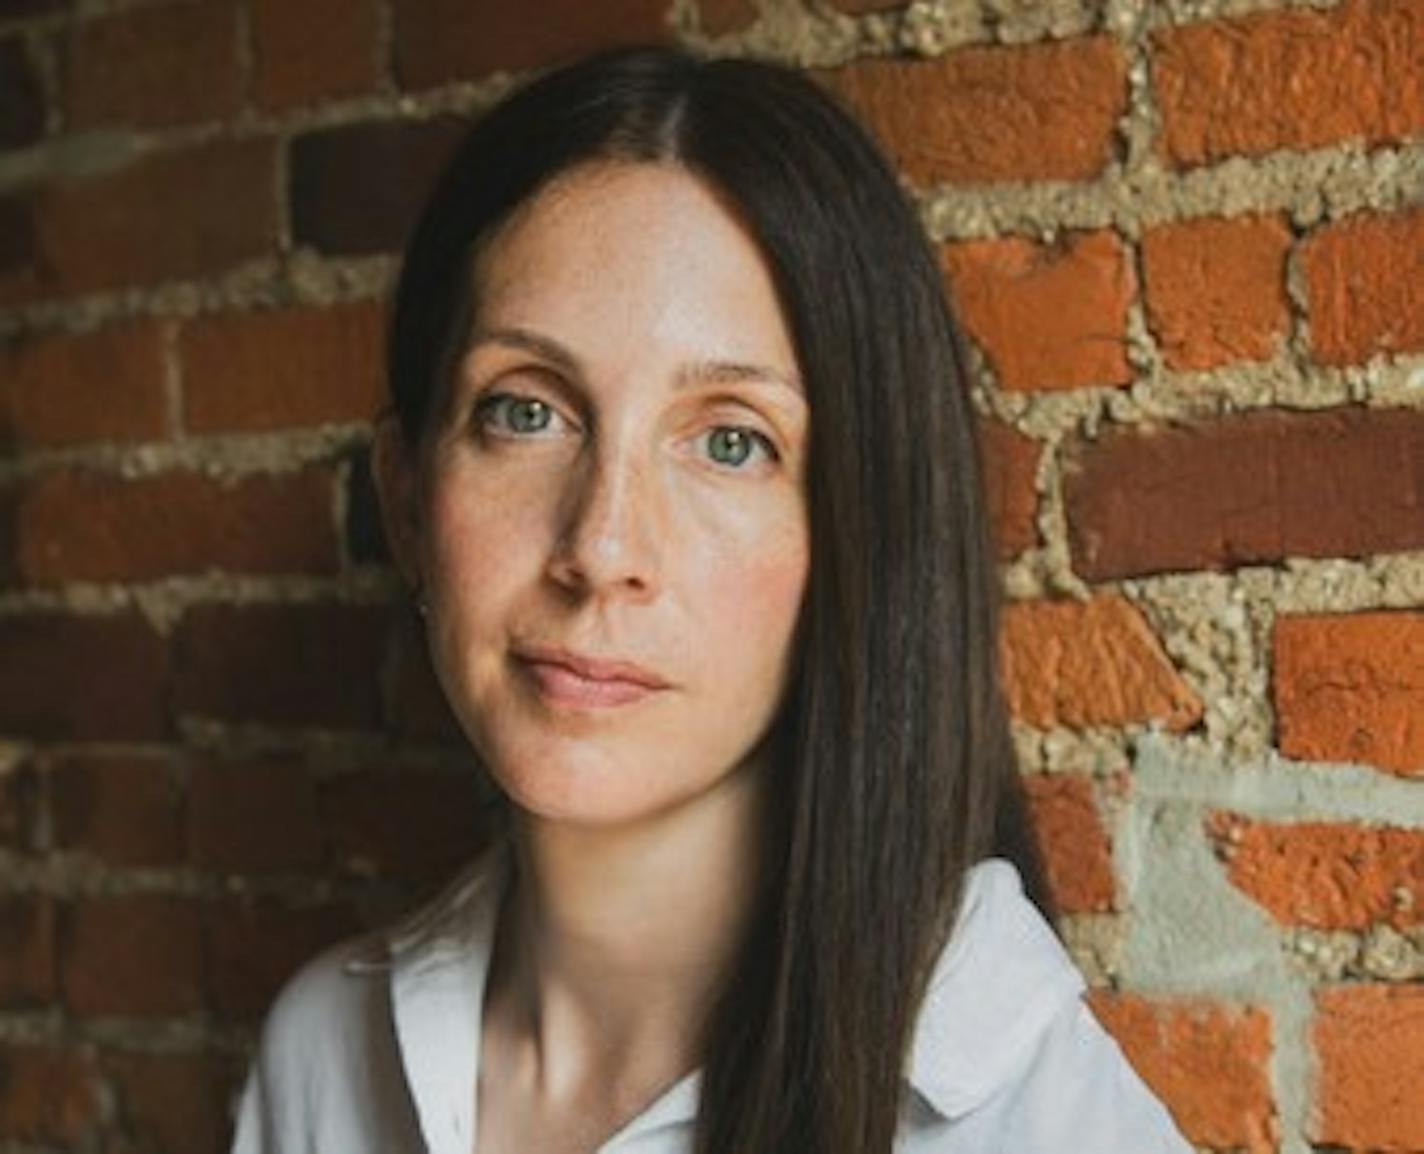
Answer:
top-left (232, 847), bottom-right (1191, 1154)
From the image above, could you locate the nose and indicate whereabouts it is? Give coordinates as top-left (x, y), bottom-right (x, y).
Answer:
top-left (545, 439), bottom-right (661, 600)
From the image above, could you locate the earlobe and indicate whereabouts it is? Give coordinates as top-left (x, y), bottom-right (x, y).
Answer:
top-left (370, 411), bottom-right (424, 589)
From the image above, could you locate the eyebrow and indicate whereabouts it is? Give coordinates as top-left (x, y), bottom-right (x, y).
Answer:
top-left (466, 325), bottom-right (804, 398)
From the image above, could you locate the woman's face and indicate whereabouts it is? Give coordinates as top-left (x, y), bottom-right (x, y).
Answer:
top-left (401, 162), bottom-right (810, 828)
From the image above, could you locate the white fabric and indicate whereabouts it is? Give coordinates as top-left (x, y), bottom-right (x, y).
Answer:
top-left (232, 846), bottom-right (1191, 1153)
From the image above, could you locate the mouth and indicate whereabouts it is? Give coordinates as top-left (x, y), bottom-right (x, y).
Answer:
top-left (511, 644), bottom-right (672, 708)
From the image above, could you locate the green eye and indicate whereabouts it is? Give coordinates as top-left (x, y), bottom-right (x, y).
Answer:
top-left (506, 397), bottom-right (552, 433)
top-left (705, 427), bottom-right (771, 468)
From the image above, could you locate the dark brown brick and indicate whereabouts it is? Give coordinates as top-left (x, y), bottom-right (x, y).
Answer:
top-left (0, 35), bottom-right (44, 150)
top-left (0, 612), bottom-right (168, 740)
top-left (0, 897), bottom-right (55, 1007)
top-left (252, 0), bottom-right (379, 111)
top-left (698, 0), bottom-right (756, 34)
top-left (204, 899), bottom-right (358, 1020)
top-left (50, 755), bottom-right (184, 867)
top-left (323, 769), bottom-right (492, 878)
top-left (59, 896), bottom-right (204, 1017)
top-left (0, 1046), bottom-right (101, 1144)
top-left (13, 466), bottom-right (341, 585)
top-left (1063, 408), bottom-right (1424, 581)
top-left (65, 1), bottom-right (240, 130)
top-left (173, 603), bottom-right (386, 729)
top-left (0, 193), bottom-right (34, 285)
top-left (0, 760), bottom-right (40, 852)
top-left (394, 0), bottom-right (671, 89)
top-left (979, 420), bottom-right (1040, 558)
top-left (105, 1051), bottom-right (237, 1154)
top-left (187, 758), bottom-right (323, 873)
top-left (290, 117), bottom-right (465, 256)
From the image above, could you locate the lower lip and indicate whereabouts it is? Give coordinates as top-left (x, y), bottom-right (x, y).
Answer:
top-left (519, 660), bottom-right (662, 709)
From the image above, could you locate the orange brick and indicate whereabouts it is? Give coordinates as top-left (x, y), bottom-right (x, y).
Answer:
top-left (182, 302), bottom-right (386, 432)
top-left (252, 0), bottom-right (379, 111)
top-left (942, 231), bottom-right (1134, 391)
top-left (998, 596), bottom-right (1202, 731)
top-left (1208, 815), bottom-right (1424, 930)
top-left (1274, 612), bottom-right (1424, 777)
top-left (394, 0), bottom-right (671, 89)
top-left (1090, 994), bottom-right (1276, 1153)
top-left (0, 322), bottom-right (168, 448)
top-left (1022, 773), bottom-right (1115, 913)
top-left (978, 420), bottom-right (1040, 558)
top-left (828, 37), bottom-right (1126, 185)
top-left (0, 1046), bottom-right (101, 1144)
top-left (59, 896), bottom-right (204, 1017)
top-left (65, 2), bottom-right (240, 130)
top-left (1153, 0), bottom-right (1424, 167)
top-left (1141, 214), bottom-right (1293, 371)
top-left (1315, 985), bottom-right (1424, 1150)
top-left (1301, 207), bottom-right (1424, 366)
top-left (13, 466), bottom-right (340, 584)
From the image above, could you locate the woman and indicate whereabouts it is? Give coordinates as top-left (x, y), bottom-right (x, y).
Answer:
top-left (233, 46), bottom-right (1190, 1154)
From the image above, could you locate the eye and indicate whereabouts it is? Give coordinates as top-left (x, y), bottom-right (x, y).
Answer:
top-left (700, 426), bottom-right (777, 470)
top-left (473, 393), bottom-right (570, 437)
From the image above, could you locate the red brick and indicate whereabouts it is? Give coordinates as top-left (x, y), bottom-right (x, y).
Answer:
top-left (1208, 814), bottom-right (1423, 930)
top-left (13, 466), bottom-right (340, 585)
top-left (1064, 408), bottom-right (1424, 581)
top-left (1302, 207), bottom-right (1424, 366)
top-left (60, 896), bottom-right (203, 1017)
top-left (204, 899), bottom-right (358, 1020)
top-left (182, 302), bottom-right (386, 433)
top-left (998, 596), bottom-right (1202, 731)
top-left (1141, 214), bottom-right (1293, 372)
top-left (0, 896), bottom-right (55, 1007)
top-left (105, 1051), bottom-right (235, 1154)
top-left (394, 0), bottom-right (672, 89)
top-left (290, 117), bottom-right (465, 257)
top-left (252, 0), bottom-right (379, 112)
top-left (698, 0), bottom-right (756, 34)
top-left (941, 231), bottom-right (1135, 391)
top-left (65, 2), bottom-right (239, 130)
top-left (1153, 0), bottom-right (1424, 168)
top-left (978, 420), bottom-right (1039, 558)
top-left (323, 769), bottom-right (491, 878)
top-left (0, 322), bottom-right (168, 449)
top-left (1315, 984), bottom-right (1424, 1150)
top-left (0, 35), bottom-right (44, 151)
top-left (1091, 995), bottom-right (1275, 1151)
top-left (0, 1046), bottom-right (101, 1144)
top-left (173, 603), bottom-right (386, 729)
top-left (828, 37), bottom-right (1126, 185)
top-left (4, 139), bottom-right (277, 302)
top-left (1274, 612), bottom-right (1424, 777)
top-left (187, 759), bottom-right (322, 873)
top-left (1022, 773), bottom-right (1115, 913)
top-left (51, 755), bottom-right (184, 867)
top-left (0, 612), bottom-right (168, 740)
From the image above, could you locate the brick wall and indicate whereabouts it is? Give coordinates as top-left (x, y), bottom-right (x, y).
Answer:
top-left (0, 1), bottom-right (1420, 1151)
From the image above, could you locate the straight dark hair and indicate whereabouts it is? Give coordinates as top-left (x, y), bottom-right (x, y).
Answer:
top-left (387, 45), bottom-right (1050, 1154)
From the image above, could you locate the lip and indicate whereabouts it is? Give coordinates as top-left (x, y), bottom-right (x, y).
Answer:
top-left (512, 644), bottom-right (672, 708)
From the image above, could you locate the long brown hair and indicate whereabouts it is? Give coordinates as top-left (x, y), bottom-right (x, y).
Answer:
top-left (387, 46), bottom-right (1050, 1154)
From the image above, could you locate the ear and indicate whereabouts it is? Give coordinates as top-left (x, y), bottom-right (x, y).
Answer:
top-left (370, 410), bottom-right (424, 590)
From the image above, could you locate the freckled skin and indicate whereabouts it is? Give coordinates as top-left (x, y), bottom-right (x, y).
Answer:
top-left (413, 162), bottom-right (810, 829)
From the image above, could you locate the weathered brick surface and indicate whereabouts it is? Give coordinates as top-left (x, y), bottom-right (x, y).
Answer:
top-left (104, 1051), bottom-right (235, 1154)
top-left (1301, 207), bottom-right (1424, 366)
top-left (323, 770), bottom-right (491, 878)
top-left (1153, 0), bottom-right (1424, 168)
top-left (251, 0), bottom-right (379, 112)
top-left (1064, 408), bottom-right (1424, 581)
top-left (0, 321), bottom-right (168, 448)
top-left (60, 896), bottom-right (204, 1016)
top-left (998, 596), bottom-right (1202, 731)
top-left (1090, 995), bottom-right (1276, 1153)
top-left (978, 420), bottom-right (1040, 558)
top-left (1208, 814), bottom-right (1423, 930)
top-left (188, 759), bottom-right (323, 873)
top-left (290, 117), bottom-right (465, 256)
top-left (2, 139), bottom-right (276, 303)
top-left (0, 897), bottom-right (55, 1007)
top-left (65, 2), bottom-right (239, 130)
top-left (941, 231), bottom-right (1134, 391)
top-left (1022, 772), bottom-right (1115, 913)
top-left (13, 466), bottom-right (340, 584)
top-left (0, 760), bottom-right (40, 852)
top-left (0, 35), bottom-right (44, 150)
top-left (394, 0), bottom-right (671, 89)
top-left (828, 37), bottom-right (1126, 186)
top-left (182, 302), bottom-right (387, 432)
top-left (0, 1046), bottom-right (101, 1143)
top-left (1274, 612), bottom-right (1424, 777)
top-left (172, 603), bottom-right (386, 729)
top-left (1315, 985), bottom-right (1424, 1150)
top-left (1141, 214), bottom-right (1293, 371)
top-left (0, 612), bottom-right (168, 740)
top-left (51, 755), bottom-right (184, 867)
top-left (204, 899), bottom-right (358, 1020)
